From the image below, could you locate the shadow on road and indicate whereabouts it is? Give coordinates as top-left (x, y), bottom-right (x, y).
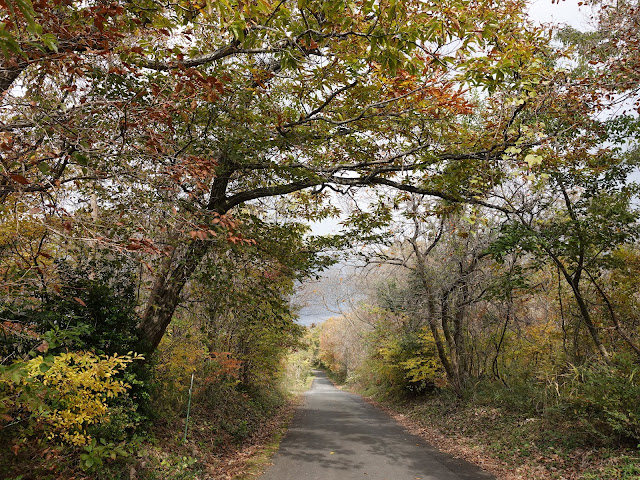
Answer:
top-left (259, 370), bottom-right (494, 480)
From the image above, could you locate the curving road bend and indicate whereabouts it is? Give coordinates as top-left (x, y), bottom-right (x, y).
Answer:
top-left (259, 370), bottom-right (494, 480)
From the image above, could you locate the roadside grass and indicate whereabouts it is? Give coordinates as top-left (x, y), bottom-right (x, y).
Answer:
top-left (282, 367), bottom-right (316, 396)
top-left (233, 397), bottom-right (301, 480)
top-left (134, 371), bottom-right (314, 480)
top-left (235, 371), bottom-right (316, 479)
top-left (134, 397), bottom-right (298, 480)
top-left (232, 371), bottom-right (314, 479)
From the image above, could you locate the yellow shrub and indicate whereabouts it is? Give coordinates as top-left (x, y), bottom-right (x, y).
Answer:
top-left (399, 328), bottom-right (442, 384)
top-left (0, 351), bottom-right (142, 446)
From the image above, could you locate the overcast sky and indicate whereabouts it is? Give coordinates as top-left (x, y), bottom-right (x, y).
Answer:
top-left (528, 0), bottom-right (592, 28)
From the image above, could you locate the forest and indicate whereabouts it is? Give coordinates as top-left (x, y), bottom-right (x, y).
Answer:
top-left (0, 0), bottom-right (638, 478)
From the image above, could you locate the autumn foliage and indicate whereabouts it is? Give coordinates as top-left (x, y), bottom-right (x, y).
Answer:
top-left (0, 0), bottom-right (639, 477)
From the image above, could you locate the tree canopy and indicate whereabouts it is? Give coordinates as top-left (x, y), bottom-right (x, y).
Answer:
top-left (1, 1), bottom-right (640, 476)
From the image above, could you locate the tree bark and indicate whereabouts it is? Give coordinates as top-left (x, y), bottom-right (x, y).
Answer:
top-left (568, 274), bottom-right (609, 359)
top-left (424, 295), bottom-right (457, 393)
top-left (440, 293), bottom-right (462, 392)
top-left (138, 239), bottom-right (211, 352)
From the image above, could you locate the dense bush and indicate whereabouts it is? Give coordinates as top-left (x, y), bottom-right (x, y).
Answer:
top-left (0, 254), bottom-right (141, 362)
top-left (0, 254), bottom-right (150, 477)
top-left (0, 351), bottom-right (143, 478)
top-left (554, 354), bottom-right (640, 444)
top-left (150, 310), bottom-right (299, 448)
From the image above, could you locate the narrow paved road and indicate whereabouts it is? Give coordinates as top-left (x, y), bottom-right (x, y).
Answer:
top-left (259, 371), bottom-right (494, 480)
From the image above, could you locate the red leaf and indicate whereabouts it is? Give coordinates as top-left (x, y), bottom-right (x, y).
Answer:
top-left (9, 174), bottom-right (29, 185)
top-left (73, 297), bottom-right (87, 307)
top-left (36, 341), bottom-right (49, 353)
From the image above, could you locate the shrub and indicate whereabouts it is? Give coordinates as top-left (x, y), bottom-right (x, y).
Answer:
top-left (0, 351), bottom-right (143, 447)
top-left (0, 254), bottom-right (142, 361)
top-left (555, 354), bottom-right (640, 444)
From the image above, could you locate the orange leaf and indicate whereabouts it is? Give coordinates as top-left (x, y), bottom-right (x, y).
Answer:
top-left (73, 297), bottom-right (87, 307)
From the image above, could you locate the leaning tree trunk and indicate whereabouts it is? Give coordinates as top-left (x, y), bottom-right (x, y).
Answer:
top-left (556, 260), bottom-right (610, 360)
top-left (137, 160), bottom-right (234, 353)
top-left (138, 239), bottom-right (211, 353)
top-left (570, 278), bottom-right (610, 360)
top-left (1, 58), bottom-right (28, 96)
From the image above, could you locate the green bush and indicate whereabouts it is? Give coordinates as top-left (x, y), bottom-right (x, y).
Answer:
top-left (0, 254), bottom-right (151, 478)
top-left (0, 254), bottom-right (141, 359)
top-left (555, 354), bottom-right (640, 444)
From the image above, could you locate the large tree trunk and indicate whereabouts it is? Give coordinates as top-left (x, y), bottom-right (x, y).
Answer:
top-left (138, 239), bottom-right (211, 352)
top-left (137, 162), bottom-right (233, 353)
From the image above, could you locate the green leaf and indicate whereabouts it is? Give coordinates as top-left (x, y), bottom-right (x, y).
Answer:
top-left (229, 19), bottom-right (246, 41)
top-left (71, 151), bottom-right (90, 166)
top-left (12, 0), bottom-right (36, 24)
top-left (41, 33), bottom-right (58, 53)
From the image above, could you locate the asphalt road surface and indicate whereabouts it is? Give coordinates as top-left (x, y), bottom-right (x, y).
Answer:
top-left (259, 370), bottom-right (495, 480)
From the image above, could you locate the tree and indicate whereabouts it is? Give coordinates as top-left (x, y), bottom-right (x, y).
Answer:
top-left (363, 198), bottom-right (499, 394)
top-left (490, 154), bottom-right (640, 360)
top-left (0, 0), bottom-right (562, 355)
top-left (558, 0), bottom-right (640, 114)
top-left (483, 0), bottom-right (640, 360)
